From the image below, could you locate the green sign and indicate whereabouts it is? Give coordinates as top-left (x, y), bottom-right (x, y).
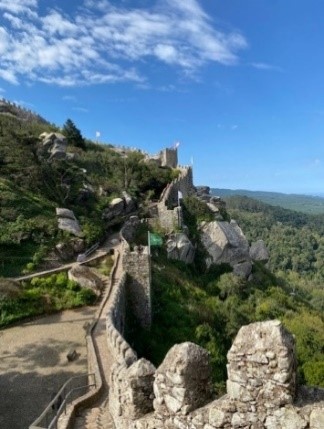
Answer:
top-left (149, 232), bottom-right (163, 247)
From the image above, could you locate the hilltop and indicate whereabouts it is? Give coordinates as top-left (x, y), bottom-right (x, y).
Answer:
top-left (0, 101), bottom-right (175, 277)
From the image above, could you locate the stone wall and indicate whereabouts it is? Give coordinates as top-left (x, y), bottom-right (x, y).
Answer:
top-left (126, 320), bottom-right (324, 429)
top-left (107, 261), bottom-right (156, 429)
top-left (103, 260), bottom-right (324, 429)
top-left (122, 246), bottom-right (152, 329)
top-left (160, 148), bottom-right (178, 168)
top-left (157, 166), bottom-right (194, 232)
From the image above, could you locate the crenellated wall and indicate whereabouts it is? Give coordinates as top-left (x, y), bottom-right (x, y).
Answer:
top-left (97, 250), bottom-right (323, 429)
top-left (126, 320), bottom-right (324, 429)
top-left (160, 148), bottom-right (178, 168)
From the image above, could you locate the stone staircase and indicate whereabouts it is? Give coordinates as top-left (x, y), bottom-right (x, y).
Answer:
top-left (73, 402), bottom-right (115, 429)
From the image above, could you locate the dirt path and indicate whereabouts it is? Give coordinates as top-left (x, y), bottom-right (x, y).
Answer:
top-left (0, 307), bottom-right (97, 429)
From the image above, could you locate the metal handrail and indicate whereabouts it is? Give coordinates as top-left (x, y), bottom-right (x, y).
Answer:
top-left (47, 384), bottom-right (96, 429)
top-left (29, 373), bottom-right (96, 429)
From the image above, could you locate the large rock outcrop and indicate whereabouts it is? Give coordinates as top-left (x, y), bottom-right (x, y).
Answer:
top-left (200, 220), bottom-right (251, 272)
top-left (68, 265), bottom-right (103, 296)
top-left (250, 239), bottom-right (270, 263)
top-left (38, 132), bottom-right (70, 160)
top-left (56, 208), bottom-right (82, 237)
top-left (195, 187), bottom-right (226, 219)
top-left (103, 192), bottom-right (136, 222)
top-left (166, 233), bottom-right (195, 264)
top-left (55, 238), bottom-right (85, 261)
top-left (121, 216), bottom-right (141, 243)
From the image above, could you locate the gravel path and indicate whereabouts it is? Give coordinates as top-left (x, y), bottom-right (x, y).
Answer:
top-left (0, 307), bottom-right (97, 429)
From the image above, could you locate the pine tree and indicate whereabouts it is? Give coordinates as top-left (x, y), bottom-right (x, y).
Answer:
top-left (62, 118), bottom-right (86, 150)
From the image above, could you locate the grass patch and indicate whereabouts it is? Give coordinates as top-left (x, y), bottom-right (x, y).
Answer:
top-left (0, 272), bottom-right (96, 328)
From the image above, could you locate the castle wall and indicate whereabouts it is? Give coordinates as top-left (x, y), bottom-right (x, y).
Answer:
top-left (107, 267), bottom-right (156, 428)
top-left (157, 166), bottom-right (193, 232)
top-left (127, 321), bottom-right (324, 429)
top-left (71, 159), bottom-right (323, 429)
top-left (102, 250), bottom-right (323, 429)
top-left (160, 148), bottom-right (178, 168)
top-left (123, 246), bottom-right (152, 329)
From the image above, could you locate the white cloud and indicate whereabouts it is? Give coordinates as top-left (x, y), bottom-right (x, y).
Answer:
top-left (73, 107), bottom-right (89, 113)
top-left (0, 69), bottom-right (18, 84)
top-left (0, 27), bottom-right (9, 55)
top-left (251, 62), bottom-right (282, 72)
top-left (154, 44), bottom-right (178, 64)
top-left (63, 95), bottom-right (77, 102)
top-left (0, 0), bottom-right (37, 16)
top-left (0, 0), bottom-right (247, 87)
top-left (42, 11), bottom-right (79, 36)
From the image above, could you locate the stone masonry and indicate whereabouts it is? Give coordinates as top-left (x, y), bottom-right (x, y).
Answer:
top-left (68, 248), bottom-right (324, 429)
top-left (157, 166), bottom-right (194, 232)
top-left (160, 148), bottom-right (178, 168)
top-left (122, 246), bottom-right (152, 329)
top-left (153, 342), bottom-right (213, 417)
top-left (127, 320), bottom-right (324, 429)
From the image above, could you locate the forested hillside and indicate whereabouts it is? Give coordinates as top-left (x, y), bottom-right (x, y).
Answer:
top-left (0, 108), bottom-right (174, 277)
top-left (212, 188), bottom-right (324, 214)
top-left (127, 196), bottom-right (324, 391)
top-left (225, 195), bottom-right (324, 282)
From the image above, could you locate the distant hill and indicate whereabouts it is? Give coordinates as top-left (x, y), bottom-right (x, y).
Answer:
top-left (211, 188), bottom-right (324, 214)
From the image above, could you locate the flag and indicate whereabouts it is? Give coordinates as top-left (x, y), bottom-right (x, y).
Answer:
top-left (95, 131), bottom-right (101, 138)
top-left (174, 141), bottom-right (180, 149)
top-left (148, 232), bottom-right (163, 247)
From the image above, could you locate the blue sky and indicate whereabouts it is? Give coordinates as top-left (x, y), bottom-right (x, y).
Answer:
top-left (0, 0), bottom-right (323, 194)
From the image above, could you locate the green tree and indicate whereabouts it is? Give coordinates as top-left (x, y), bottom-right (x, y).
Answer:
top-left (62, 119), bottom-right (86, 150)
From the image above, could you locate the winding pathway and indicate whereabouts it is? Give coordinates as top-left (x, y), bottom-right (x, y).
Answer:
top-left (71, 246), bottom-right (124, 429)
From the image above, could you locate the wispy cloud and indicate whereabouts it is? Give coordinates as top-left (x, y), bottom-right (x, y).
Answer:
top-left (63, 95), bottom-right (77, 102)
top-left (73, 107), bottom-right (89, 113)
top-left (0, 0), bottom-right (247, 87)
top-left (0, 0), bottom-right (37, 16)
top-left (251, 62), bottom-right (283, 72)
